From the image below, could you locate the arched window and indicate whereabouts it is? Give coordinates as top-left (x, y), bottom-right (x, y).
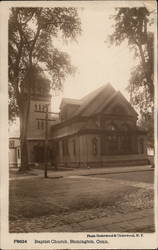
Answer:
top-left (41, 120), bottom-right (44, 129)
top-left (35, 104), bottom-right (37, 111)
top-left (62, 140), bottom-right (69, 156)
top-left (107, 123), bottom-right (117, 131)
top-left (42, 105), bottom-right (45, 112)
top-left (43, 105), bottom-right (46, 112)
top-left (72, 139), bottom-right (76, 155)
top-left (39, 104), bottom-right (41, 112)
top-left (92, 138), bottom-right (98, 155)
top-left (120, 135), bottom-right (130, 153)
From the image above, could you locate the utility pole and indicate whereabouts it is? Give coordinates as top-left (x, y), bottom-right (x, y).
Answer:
top-left (43, 103), bottom-right (58, 178)
top-left (44, 104), bottom-right (49, 178)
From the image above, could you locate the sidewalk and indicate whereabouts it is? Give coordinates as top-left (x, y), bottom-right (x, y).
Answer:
top-left (10, 165), bottom-right (153, 180)
top-left (52, 208), bottom-right (154, 232)
top-left (66, 175), bottom-right (154, 189)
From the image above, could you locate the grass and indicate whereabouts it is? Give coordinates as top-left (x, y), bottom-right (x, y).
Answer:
top-left (10, 176), bottom-right (138, 220)
top-left (9, 171), bottom-right (154, 233)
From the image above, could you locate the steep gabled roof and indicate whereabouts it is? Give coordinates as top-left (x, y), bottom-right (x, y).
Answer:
top-left (91, 89), bottom-right (118, 115)
top-left (114, 91), bottom-right (138, 116)
top-left (73, 83), bottom-right (116, 117)
top-left (59, 83), bottom-right (137, 121)
top-left (96, 90), bottom-right (138, 117)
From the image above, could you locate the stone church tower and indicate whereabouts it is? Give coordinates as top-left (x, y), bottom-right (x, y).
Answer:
top-left (26, 68), bottom-right (58, 165)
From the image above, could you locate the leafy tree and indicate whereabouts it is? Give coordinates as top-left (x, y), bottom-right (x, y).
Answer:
top-left (9, 7), bottom-right (81, 169)
top-left (108, 7), bottom-right (154, 146)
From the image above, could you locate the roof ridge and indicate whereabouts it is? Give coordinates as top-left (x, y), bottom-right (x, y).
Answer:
top-left (80, 84), bottom-right (107, 101)
top-left (96, 90), bottom-right (137, 116)
top-left (73, 83), bottom-right (115, 117)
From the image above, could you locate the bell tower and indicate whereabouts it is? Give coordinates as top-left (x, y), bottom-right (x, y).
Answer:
top-left (26, 67), bottom-right (53, 164)
top-left (26, 68), bottom-right (52, 140)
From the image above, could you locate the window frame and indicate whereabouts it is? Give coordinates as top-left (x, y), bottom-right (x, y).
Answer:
top-left (35, 104), bottom-right (38, 111)
top-left (92, 137), bottom-right (98, 155)
top-left (107, 123), bottom-right (117, 131)
top-left (62, 139), bottom-right (69, 156)
top-left (9, 140), bottom-right (15, 148)
top-left (72, 139), bottom-right (76, 156)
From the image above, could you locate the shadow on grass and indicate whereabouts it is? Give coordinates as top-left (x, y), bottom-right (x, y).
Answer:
top-left (9, 192), bottom-right (127, 221)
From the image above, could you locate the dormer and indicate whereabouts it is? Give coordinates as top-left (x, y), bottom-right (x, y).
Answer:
top-left (60, 98), bottom-right (81, 121)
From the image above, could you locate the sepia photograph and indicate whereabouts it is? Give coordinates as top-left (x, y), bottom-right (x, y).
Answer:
top-left (1, 1), bottom-right (157, 249)
top-left (8, 3), bottom-right (156, 234)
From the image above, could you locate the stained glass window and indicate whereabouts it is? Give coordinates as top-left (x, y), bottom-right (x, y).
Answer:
top-left (92, 138), bottom-right (98, 155)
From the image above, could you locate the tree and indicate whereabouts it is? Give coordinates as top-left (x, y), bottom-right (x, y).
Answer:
top-left (9, 8), bottom-right (81, 170)
top-left (108, 7), bottom-right (154, 146)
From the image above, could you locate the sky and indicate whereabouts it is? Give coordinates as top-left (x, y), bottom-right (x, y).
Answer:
top-left (51, 7), bottom-right (138, 112)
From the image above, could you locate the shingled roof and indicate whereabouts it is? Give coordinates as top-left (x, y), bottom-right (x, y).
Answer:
top-left (59, 83), bottom-right (137, 120)
top-left (73, 83), bottom-right (116, 117)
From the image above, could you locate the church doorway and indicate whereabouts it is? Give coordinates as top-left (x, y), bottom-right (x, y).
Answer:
top-left (34, 144), bottom-right (44, 162)
top-left (33, 143), bottom-right (57, 164)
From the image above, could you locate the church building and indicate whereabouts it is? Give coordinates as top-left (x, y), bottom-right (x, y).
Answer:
top-left (10, 80), bottom-right (149, 168)
top-left (50, 83), bottom-right (148, 167)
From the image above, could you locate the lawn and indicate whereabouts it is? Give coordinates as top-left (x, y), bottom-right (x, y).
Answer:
top-left (9, 172), bottom-right (154, 232)
top-left (10, 176), bottom-right (137, 219)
